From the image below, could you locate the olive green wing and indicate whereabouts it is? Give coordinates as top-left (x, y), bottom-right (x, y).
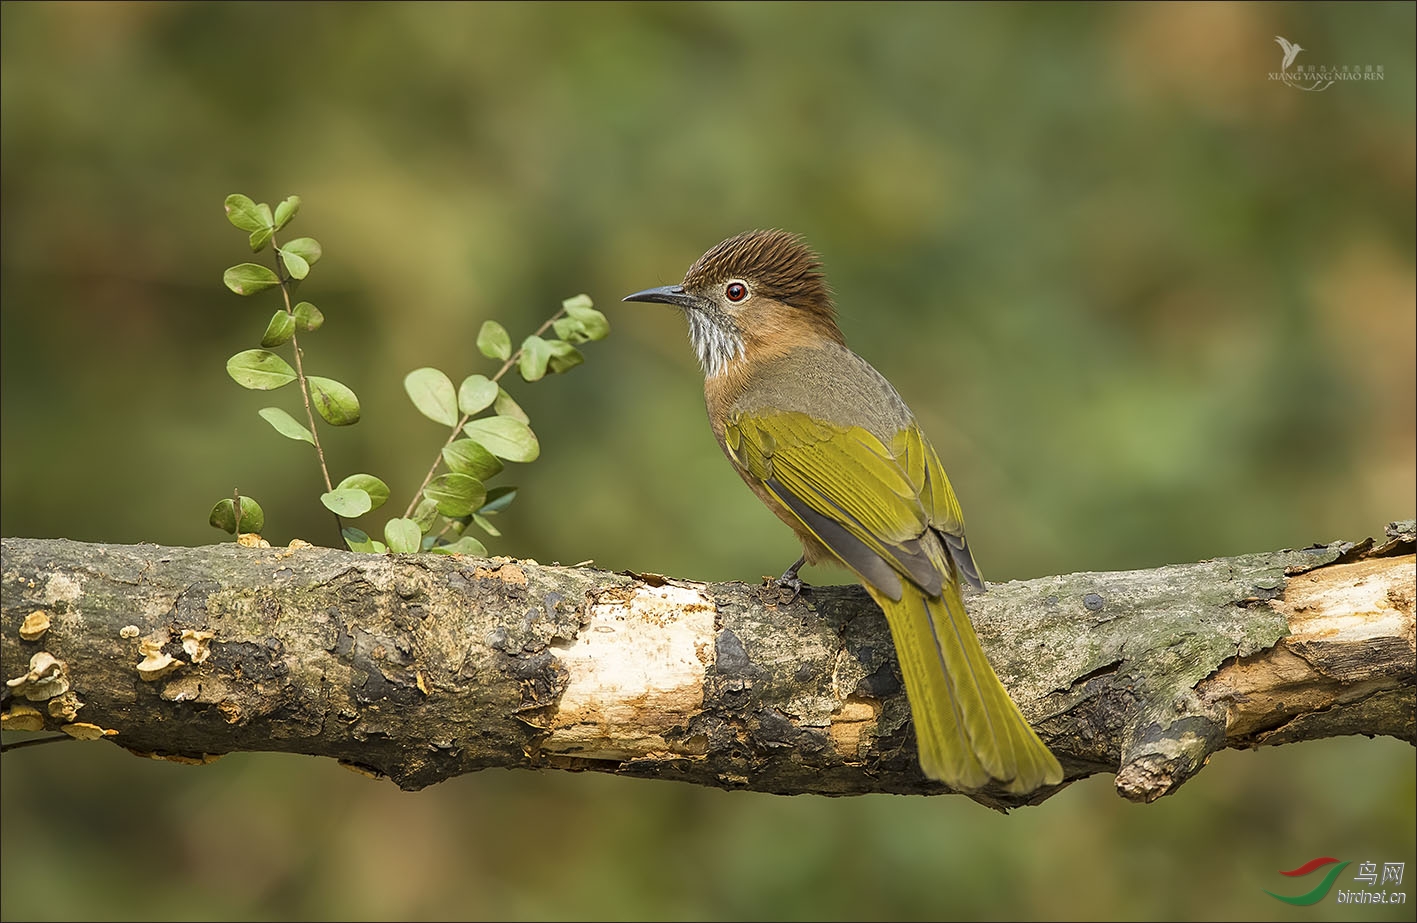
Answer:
top-left (725, 410), bottom-right (950, 600)
top-left (891, 423), bottom-right (983, 589)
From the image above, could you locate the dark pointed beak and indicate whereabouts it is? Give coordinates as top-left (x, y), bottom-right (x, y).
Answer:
top-left (622, 284), bottom-right (699, 310)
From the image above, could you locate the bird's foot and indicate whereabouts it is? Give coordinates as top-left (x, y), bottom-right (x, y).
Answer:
top-left (773, 571), bottom-right (806, 605)
top-left (762, 555), bottom-right (808, 605)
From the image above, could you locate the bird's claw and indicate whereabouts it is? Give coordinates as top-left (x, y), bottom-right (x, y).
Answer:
top-left (767, 571), bottom-right (806, 605)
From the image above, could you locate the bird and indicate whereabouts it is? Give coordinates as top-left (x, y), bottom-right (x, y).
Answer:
top-left (623, 229), bottom-right (1063, 793)
top-left (1275, 36), bottom-right (1304, 71)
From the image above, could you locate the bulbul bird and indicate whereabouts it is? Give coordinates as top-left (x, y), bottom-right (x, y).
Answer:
top-left (624, 230), bottom-right (1063, 793)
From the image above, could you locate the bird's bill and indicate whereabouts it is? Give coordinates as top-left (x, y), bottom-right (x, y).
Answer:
top-left (622, 284), bottom-right (700, 310)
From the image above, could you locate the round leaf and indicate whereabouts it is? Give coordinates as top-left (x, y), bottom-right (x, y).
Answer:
top-left (430, 535), bottom-right (488, 557)
top-left (274, 195), bottom-right (301, 231)
top-left (553, 316), bottom-right (589, 344)
top-left (223, 263), bottom-right (281, 296)
top-left (293, 301), bottom-right (324, 331)
top-left (308, 376), bottom-right (361, 425)
top-left (545, 339), bottom-right (584, 374)
top-left (227, 349), bottom-right (296, 390)
top-left (404, 368), bottom-right (458, 426)
top-left (384, 518), bottom-right (422, 554)
top-left (563, 295), bottom-right (609, 340)
top-left (458, 374), bottom-right (498, 416)
top-left (443, 438), bottom-right (503, 480)
top-left (493, 388), bottom-right (529, 423)
top-left (258, 407), bottom-right (314, 444)
top-left (336, 473), bottom-right (389, 512)
top-left (209, 496), bottom-right (265, 534)
top-left (260, 311), bottom-right (296, 347)
top-left (248, 226), bottom-right (273, 253)
top-left (224, 194), bottom-right (268, 232)
top-left (282, 237), bottom-right (322, 266)
top-left (463, 416), bottom-right (539, 462)
top-left (281, 249), bottom-right (310, 280)
top-left (477, 320), bottom-right (512, 360)
top-left (479, 486), bottom-right (518, 514)
top-left (411, 497), bottom-right (439, 531)
top-left (342, 527), bottom-right (375, 553)
top-left (321, 488), bottom-right (372, 517)
top-left (518, 335), bottom-right (551, 382)
top-left (423, 473), bottom-right (486, 518)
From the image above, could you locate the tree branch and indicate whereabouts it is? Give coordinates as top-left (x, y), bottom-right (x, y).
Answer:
top-left (2, 524), bottom-right (1412, 810)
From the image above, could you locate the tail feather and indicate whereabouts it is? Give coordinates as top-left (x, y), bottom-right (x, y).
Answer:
top-left (874, 583), bottom-right (1063, 793)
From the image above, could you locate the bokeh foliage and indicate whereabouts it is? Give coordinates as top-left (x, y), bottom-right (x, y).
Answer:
top-left (2, 3), bottom-right (1412, 920)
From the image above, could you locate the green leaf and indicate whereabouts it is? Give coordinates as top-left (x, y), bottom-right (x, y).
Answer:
top-left (235, 496), bottom-right (265, 533)
top-left (518, 335), bottom-right (551, 382)
top-left (563, 294), bottom-right (609, 340)
top-left (224, 194), bottom-right (268, 232)
top-left (384, 518), bottom-right (422, 554)
top-left (477, 320), bottom-right (512, 360)
top-left (371, 541), bottom-right (388, 554)
top-left (249, 226), bottom-right (273, 253)
top-left (463, 416), bottom-right (539, 462)
top-left (208, 496), bottom-right (265, 534)
top-left (223, 263), bottom-right (281, 296)
top-left (274, 195), bottom-right (300, 231)
top-left (545, 338), bottom-right (584, 373)
top-left (321, 488), bottom-right (372, 517)
top-left (411, 498), bottom-right (439, 531)
top-left (258, 407), bottom-right (314, 444)
top-left (442, 438), bottom-right (503, 479)
top-left (335, 474), bottom-right (389, 512)
top-left (458, 374), bottom-right (498, 416)
top-left (553, 316), bottom-right (589, 344)
top-left (342, 527), bottom-right (376, 553)
top-left (479, 485), bottom-right (518, 514)
top-left (424, 473), bottom-right (486, 518)
top-left (404, 368), bottom-right (459, 426)
top-left (283, 237), bottom-right (322, 267)
top-left (227, 349), bottom-right (296, 390)
top-left (308, 376), bottom-right (361, 425)
top-left (260, 311), bottom-right (296, 347)
top-left (293, 301), bottom-right (324, 331)
top-left (430, 535), bottom-right (488, 557)
top-left (281, 249), bottom-right (310, 280)
top-left (494, 388), bottom-right (529, 423)
top-left (471, 513), bottom-right (501, 537)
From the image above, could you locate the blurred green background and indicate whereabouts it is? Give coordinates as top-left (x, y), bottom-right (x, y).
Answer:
top-left (2, 2), bottom-right (1412, 920)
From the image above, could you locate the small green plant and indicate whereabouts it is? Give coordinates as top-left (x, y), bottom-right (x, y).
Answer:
top-left (210, 193), bottom-right (609, 556)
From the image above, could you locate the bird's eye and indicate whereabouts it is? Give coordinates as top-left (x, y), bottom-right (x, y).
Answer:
top-left (725, 281), bottom-right (748, 303)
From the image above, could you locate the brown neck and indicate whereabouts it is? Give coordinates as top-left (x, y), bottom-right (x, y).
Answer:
top-left (703, 301), bottom-right (845, 433)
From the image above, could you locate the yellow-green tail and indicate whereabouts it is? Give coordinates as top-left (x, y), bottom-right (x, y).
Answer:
top-left (873, 582), bottom-right (1063, 793)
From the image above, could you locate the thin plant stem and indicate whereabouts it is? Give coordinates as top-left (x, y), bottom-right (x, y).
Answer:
top-left (400, 308), bottom-right (565, 520)
top-left (272, 233), bottom-right (343, 539)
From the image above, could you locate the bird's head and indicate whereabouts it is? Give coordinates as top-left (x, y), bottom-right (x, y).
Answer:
top-left (623, 229), bottom-right (844, 377)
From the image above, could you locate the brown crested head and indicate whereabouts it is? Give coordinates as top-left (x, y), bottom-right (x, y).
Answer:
top-left (683, 229), bottom-right (837, 326)
top-left (622, 229), bottom-right (844, 377)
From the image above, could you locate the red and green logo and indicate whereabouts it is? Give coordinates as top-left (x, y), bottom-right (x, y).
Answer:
top-left (1266, 857), bottom-right (1351, 905)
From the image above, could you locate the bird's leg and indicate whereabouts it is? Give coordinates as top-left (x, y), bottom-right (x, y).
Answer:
top-left (773, 555), bottom-right (808, 604)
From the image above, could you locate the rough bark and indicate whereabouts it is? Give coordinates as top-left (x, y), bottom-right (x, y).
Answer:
top-left (2, 523), bottom-right (1412, 810)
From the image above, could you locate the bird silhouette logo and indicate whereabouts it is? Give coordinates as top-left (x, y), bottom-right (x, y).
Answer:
top-left (1273, 35), bottom-right (1335, 92)
top-left (1274, 36), bottom-right (1304, 71)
